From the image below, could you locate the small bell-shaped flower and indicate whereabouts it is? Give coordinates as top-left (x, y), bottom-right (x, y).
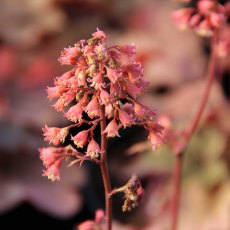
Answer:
top-left (65, 103), bottom-right (83, 122)
top-left (86, 138), bottom-right (101, 159)
top-left (103, 119), bottom-right (120, 138)
top-left (71, 130), bottom-right (89, 148)
top-left (42, 125), bottom-right (61, 145)
top-left (43, 159), bottom-right (62, 182)
top-left (118, 109), bottom-right (134, 128)
top-left (85, 96), bottom-right (100, 119)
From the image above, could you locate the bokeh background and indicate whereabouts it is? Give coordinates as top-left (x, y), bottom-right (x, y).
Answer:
top-left (0, 0), bottom-right (230, 229)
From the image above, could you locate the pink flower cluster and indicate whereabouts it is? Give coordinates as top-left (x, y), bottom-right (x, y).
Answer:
top-left (172, 0), bottom-right (228, 37)
top-left (39, 146), bottom-right (79, 181)
top-left (39, 29), bottom-right (163, 181)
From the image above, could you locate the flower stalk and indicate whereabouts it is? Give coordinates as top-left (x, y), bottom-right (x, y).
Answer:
top-left (99, 105), bottom-right (112, 230)
top-left (171, 30), bottom-right (219, 230)
top-left (39, 29), bottom-right (162, 230)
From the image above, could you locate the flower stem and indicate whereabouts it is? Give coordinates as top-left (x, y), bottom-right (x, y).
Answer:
top-left (100, 105), bottom-right (112, 230)
top-left (171, 31), bottom-right (219, 230)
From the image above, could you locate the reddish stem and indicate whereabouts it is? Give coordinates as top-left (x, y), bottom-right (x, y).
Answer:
top-left (171, 31), bottom-right (218, 230)
top-left (99, 105), bottom-right (112, 230)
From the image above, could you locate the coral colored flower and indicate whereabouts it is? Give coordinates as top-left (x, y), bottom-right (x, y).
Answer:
top-left (172, 8), bottom-right (195, 30)
top-left (65, 103), bottom-right (83, 122)
top-left (71, 130), bottom-right (89, 148)
top-left (172, 0), bottom-right (227, 37)
top-left (77, 71), bottom-right (87, 87)
top-left (78, 220), bottom-right (95, 230)
top-left (104, 119), bottom-right (120, 138)
top-left (189, 13), bottom-right (202, 27)
top-left (124, 80), bottom-right (142, 98)
top-left (42, 125), bottom-right (61, 145)
top-left (134, 103), bottom-right (156, 120)
top-left (40, 29), bottom-right (164, 187)
top-left (118, 109), bottom-right (133, 128)
top-left (197, 0), bottom-right (216, 14)
top-left (39, 147), bottom-right (60, 168)
top-left (54, 70), bottom-right (74, 87)
top-left (99, 89), bottom-right (110, 105)
top-left (79, 94), bottom-right (90, 106)
top-left (110, 82), bottom-right (122, 96)
top-left (94, 43), bottom-right (107, 60)
top-left (209, 12), bottom-right (225, 28)
top-left (52, 97), bottom-right (66, 112)
top-left (58, 46), bottom-right (81, 65)
top-left (116, 44), bottom-right (136, 57)
top-left (105, 104), bottom-right (113, 119)
top-left (92, 28), bottom-right (106, 41)
top-left (148, 131), bottom-right (164, 151)
top-left (58, 127), bottom-right (69, 143)
top-left (43, 159), bottom-right (62, 182)
top-left (62, 90), bottom-right (76, 106)
top-left (89, 72), bottom-right (105, 89)
top-left (134, 103), bottom-right (147, 119)
top-left (195, 18), bottom-right (213, 37)
top-left (85, 96), bottom-right (100, 119)
top-left (122, 63), bottom-right (143, 83)
top-left (106, 67), bottom-right (120, 83)
top-left (86, 138), bottom-right (101, 159)
top-left (78, 209), bottom-right (104, 230)
top-left (46, 86), bottom-right (65, 100)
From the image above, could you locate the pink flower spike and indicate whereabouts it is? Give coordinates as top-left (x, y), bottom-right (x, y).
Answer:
top-left (86, 138), bottom-right (101, 159)
top-left (85, 96), bottom-right (100, 119)
top-left (92, 28), bottom-right (107, 41)
top-left (104, 119), bottom-right (120, 138)
top-left (65, 103), bottom-right (83, 122)
top-left (43, 159), bottom-right (62, 182)
top-left (118, 109), bottom-right (134, 128)
top-left (71, 130), bottom-right (89, 148)
top-left (42, 125), bottom-right (61, 145)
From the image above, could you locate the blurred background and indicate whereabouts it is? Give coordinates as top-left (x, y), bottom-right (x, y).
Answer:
top-left (0, 0), bottom-right (230, 229)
